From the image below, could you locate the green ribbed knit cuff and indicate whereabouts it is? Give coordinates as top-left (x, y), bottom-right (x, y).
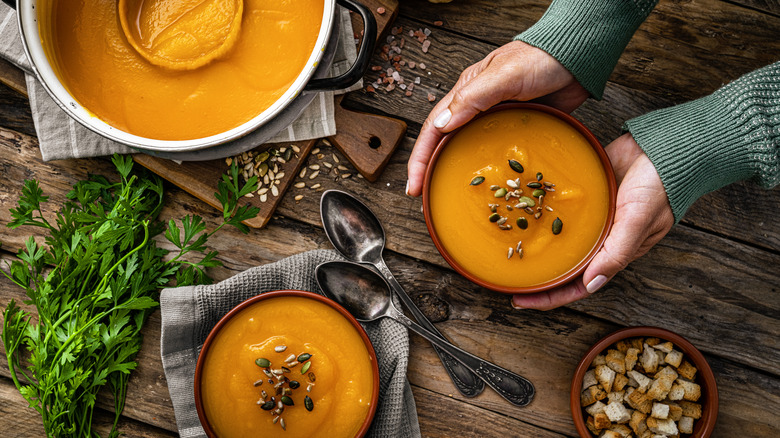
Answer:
top-left (625, 62), bottom-right (780, 222)
top-left (515, 0), bottom-right (657, 99)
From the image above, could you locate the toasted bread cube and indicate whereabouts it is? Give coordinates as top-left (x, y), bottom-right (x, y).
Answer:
top-left (654, 341), bottom-right (674, 353)
top-left (583, 368), bottom-right (599, 390)
top-left (655, 350), bottom-right (667, 365)
top-left (664, 349), bottom-right (683, 368)
top-left (651, 402), bottom-right (669, 419)
top-left (628, 389), bottom-right (653, 414)
top-left (595, 412), bottom-right (613, 429)
top-left (667, 382), bottom-right (685, 401)
top-left (605, 401), bottom-right (632, 423)
top-left (625, 347), bottom-right (640, 371)
top-left (676, 360), bottom-right (697, 380)
top-left (586, 400), bottom-right (608, 416)
top-left (679, 416), bottom-right (695, 434)
top-left (600, 431), bottom-right (621, 438)
top-left (667, 402), bottom-right (683, 421)
top-left (629, 337), bottom-right (645, 351)
top-left (582, 385), bottom-right (608, 406)
top-left (606, 349), bottom-right (627, 374)
top-left (596, 364), bottom-right (617, 393)
top-left (614, 373), bottom-right (629, 392)
top-left (593, 354), bottom-right (607, 367)
top-left (586, 415), bottom-right (601, 435)
top-left (647, 366), bottom-right (678, 400)
top-left (629, 370), bottom-right (653, 393)
top-left (641, 344), bottom-right (659, 374)
top-left (676, 379), bottom-right (701, 401)
top-left (630, 410), bottom-right (648, 435)
top-left (647, 417), bottom-right (678, 436)
top-left (646, 337), bottom-right (661, 347)
top-left (610, 424), bottom-right (632, 437)
top-left (615, 340), bottom-right (631, 353)
top-left (608, 391), bottom-right (625, 404)
top-left (678, 401), bottom-right (702, 419)
top-left (639, 431), bottom-right (654, 438)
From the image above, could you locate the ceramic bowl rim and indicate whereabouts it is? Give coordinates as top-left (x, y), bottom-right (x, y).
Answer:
top-left (422, 102), bottom-right (617, 294)
top-left (193, 289), bottom-right (380, 437)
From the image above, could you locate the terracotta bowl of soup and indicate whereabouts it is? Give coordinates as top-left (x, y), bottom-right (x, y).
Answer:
top-left (194, 290), bottom-right (379, 438)
top-left (422, 102), bottom-right (617, 294)
top-left (571, 327), bottom-right (718, 438)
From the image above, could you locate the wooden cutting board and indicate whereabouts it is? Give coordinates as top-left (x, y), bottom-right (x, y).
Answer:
top-left (134, 0), bottom-right (404, 228)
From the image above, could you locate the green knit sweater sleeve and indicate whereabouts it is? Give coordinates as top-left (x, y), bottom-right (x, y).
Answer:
top-left (514, 0), bottom-right (658, 99)
top-left (624, 62), bottom-right (780, 222)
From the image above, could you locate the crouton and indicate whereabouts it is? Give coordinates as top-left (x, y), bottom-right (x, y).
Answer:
top-left (664, 349), bottom-right (683, 368)
top-left (583, 369), bottom-right (599, 390)
top-left (676, 360), bottom-right (697, 381)
top-left (586, 400), bottom-right (607, 416)
top-left (655, 350), bottom-right (667, 366)
top-left (639, 431), bottom-right (654, 438)
top-left (596, 364), bottom-right (617, 393)
top-left (600, 431), bottom-right (621, 438)
top-left (645, 337), bottom-right (661, 346)
top-left (629, 337), bottom-right (645, 351)
top-left (613, 373), bottom-right (629, 392)
top-left (593, 354), bottom-right (607, 367)
top-left (629, 410), bottom-right (648, 435)
top-left (606, 349), bottom-right (627, 374)
top-left (610, 424), bottom-right (632, 437)
top-left (667, 382), bottom-right (685, 401)
top-left (647, 417), bottom-right (678, 436)
top-left (582, 385), bottom-right (608, 406)
top-left (629, 370), bottom-right (652, 392)
top-left (679, 416), bottom-right (694, 434)
top-left (586, 415), bottom-right (601, 435)
top-left (678, 401), bottom-right (702, 419)
top-left (624, 387), bottom-right (635, 402)
top-left (654, 341), bottom-right (674, 353)
top-left (605, 401), bottom-right (632, 423)
top-left (627, 390), bottom-right (653, 414)
top-left (595, 412), bottom-right (613, 429)
top-left (676, 379), bottom-right (701, 401)
top-left (666, 403), bottom-right (683, 421)
top-left (640, 344), bottom-right (659, 374)
top-left (651, 402), bottom-right (669, 419)
top-left (647, 366), bottom-right (678, 400)
top-left (625, 347), bottom-right (640, 371)
top-left (615, 340), bottom-right (631, 353)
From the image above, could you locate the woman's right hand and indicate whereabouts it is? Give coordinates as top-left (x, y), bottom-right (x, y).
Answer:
top-left (406, 41), bottom-right (589, 197)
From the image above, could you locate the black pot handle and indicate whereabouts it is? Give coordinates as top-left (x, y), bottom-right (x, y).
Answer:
top-left (3, 0), bottom-right (16, 10)
top-left (304, 0), bottom-right (376, 92)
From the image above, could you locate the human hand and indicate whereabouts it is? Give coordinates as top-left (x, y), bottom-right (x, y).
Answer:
top-left (406, 40), bottom-right (589, 196)
top-left (511, 133), bottom-right (675, 310)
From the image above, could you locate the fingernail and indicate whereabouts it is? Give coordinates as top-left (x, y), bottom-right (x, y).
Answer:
top-left (405, 180), bottom-right (410, 196)
top-left (510, 299), bottom-right (524, 310)
top-left (586, 275), bottom-right (608, 294)
top-left (433, 108), bottom-right (452, 129)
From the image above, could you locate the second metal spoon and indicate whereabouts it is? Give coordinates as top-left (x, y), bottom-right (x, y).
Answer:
top-left (319, 189), bottom-right (485, 397)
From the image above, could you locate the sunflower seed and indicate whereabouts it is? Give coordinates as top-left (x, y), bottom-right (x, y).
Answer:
top-left (271, 185), bottom-right (279, 197)
top-left (342, 173), bottom-right (353, 179)
top-left (323, 162), bottom-right (333, 168)
top-left (506, 205), bottom-right (514, 211)
top-left (294, 195), bottom-right (303, 202)
top-left (515, 202), bottom-right (527, 209)
top-left (499, 224), bottom-right (512, 230)
top-left (294, 182), bottom-right (306, 189)
top-left (275, 345), bottom-right (287, 353)
top-left (507, 247), bottom-right (514, 259)
top-left (309, 171), bottom-right (319, 180)
top-left (525, 207), bottom-right (534, 215)
top-left (311, 183), bottom-right (322, 190)
top-left (497, 216), bottom-right (507, 225)
top-left (312, 147), bottom-right (320, 154)
top-left (260, 194), bottom-right (268, 203)
top-left (546, 206), bottom-right (554, 212)
top-left (543, 181), bottom-right (555, 187)
top-left (280, 418), bottom-right (286, 430)
top-left (276, 172), bottom-right (285, 180)
top-left (516, 241), bottom-right (523, 253)
top-left (337, 165), bottom-right (349, 171)
top-left (273, 416), bottom-right (280, 424)
top-left (538, 195), bottom-right (544, 206)
top-left (506, 179), bottom-right (519, 189)
top-left (309, 164), bottom-right (320, 170)
top-left (489, 185), bottom-right (500, 191)
top-left (253, 379), bottom-right (263, 387)
top-left (332, 154), bottom-right (340, 163)
top-left (534, 211), bottom-right (542, 219)
top-left (517, 248), bottom-right (524, 258)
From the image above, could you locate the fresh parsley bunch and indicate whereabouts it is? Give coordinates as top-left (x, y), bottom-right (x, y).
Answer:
top-left (1, 155), bottom-right (259, 437)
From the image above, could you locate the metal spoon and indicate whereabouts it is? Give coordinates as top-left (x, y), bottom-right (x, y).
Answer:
top-left (316, 260), bottom-right (535, 407)
top-left (319, 189), bottom-right (485, 397)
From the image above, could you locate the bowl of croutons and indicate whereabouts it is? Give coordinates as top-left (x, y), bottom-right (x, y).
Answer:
top-left (571, 326), bottom-right (718, 438)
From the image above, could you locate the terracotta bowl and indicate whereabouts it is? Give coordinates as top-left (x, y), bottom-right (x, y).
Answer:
top-left (422, 102), bottom-right (617, 294)
top-left (194, 290), bottom-right (380, 437)
top-left (570, 326), bottom-right (718, 438)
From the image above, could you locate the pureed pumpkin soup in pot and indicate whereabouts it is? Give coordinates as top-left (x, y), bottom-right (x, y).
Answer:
top-left (424, 104), bottom-right (615, 293)
top-left (38, 0), bottom-right (324, 140)
top-left (196, 292), bottom-right (378, 437)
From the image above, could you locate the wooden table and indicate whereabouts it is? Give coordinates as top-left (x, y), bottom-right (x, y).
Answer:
top-left (0, 1), bottom-right (778, 436)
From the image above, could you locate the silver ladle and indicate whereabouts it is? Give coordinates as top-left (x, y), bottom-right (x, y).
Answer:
top-left (315, 260), bottom-right (535, 407)
top-left (319, 189), bottom-right (485, 397)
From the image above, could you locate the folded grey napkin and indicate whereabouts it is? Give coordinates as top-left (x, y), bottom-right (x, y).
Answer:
top-left (0, 5), bottom-right (360, 161)
top-left (160, 249), bottom-right (421, 438)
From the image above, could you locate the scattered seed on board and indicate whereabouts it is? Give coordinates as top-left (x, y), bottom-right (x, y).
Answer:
top-left (323, 162), bottom-right (333, 168)
top-left (312, 147), bottom-right (320, 154)
top-left (332, 154), bottom-right (340, 163)
top-left (309, 164), bottom-right (320, 170)
top-left (294, 195), bottom-right (303, 202)
top-left (309, 171), bottom-right (319, 180)
top-left (260, 194), bottom-right (268, 202)
top-left (294, 182), bottom-right (305, 189)
top-left (299, 168), bottom-right (307, 178)
top-left (342, 173), bottom-right (353, 179)
top-left (271, 185), bottom-right (279, 197)
top-left (311, 183), bottom-right (322, 190)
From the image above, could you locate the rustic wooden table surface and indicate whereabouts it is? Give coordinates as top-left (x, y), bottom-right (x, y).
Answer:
top-left (0, 0), bottom-right (778, 437)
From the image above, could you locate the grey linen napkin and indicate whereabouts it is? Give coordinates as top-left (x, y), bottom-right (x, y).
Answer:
top-left (160, 250), bottom-right (421, 438)
top-left (0, 5), bottom-right (360, 161)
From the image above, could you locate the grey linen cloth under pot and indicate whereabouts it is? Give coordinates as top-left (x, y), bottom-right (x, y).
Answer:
top-left (0, 5), bottom-right (360, 161)
top-left (160, 250), bottom-right (421, 438)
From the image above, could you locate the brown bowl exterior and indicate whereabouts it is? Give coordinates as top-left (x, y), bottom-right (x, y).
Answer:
top-left (570, 326), bottom-right (718, 438)
top-left (194, 290), bottom-right (380, 438)
top-left (422, 102), bottom-right (617, 294)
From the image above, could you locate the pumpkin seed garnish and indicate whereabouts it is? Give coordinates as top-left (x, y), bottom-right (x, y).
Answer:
top-left (281, 396), bottom-right (294, 406)
top-left (532, 189), bottom-right (545, 198)
top-left (536, 172), bottom-right (543, 181)
top-left (304, 395), bottom-right (314, 411)
top-left (527, 182), bottom-right (542, 188)
top-left (494, 188), bottom-right (508, 198)
top-left (516, 217), bottom-right (528, 229)
top-left (552, 217), bottom-right (563, 235)
top-left (301, 361), bottom-right (311, 374)
top-left (261, 400), bottom-right (275, 410)
top-left (488, 213), bottom-right (500, 222)
top-left (519, 196), bottom-right (535, 207)
top-left (489, 184), bottom-right (500, 191)
top-left (297, 353), bottom-right (313, 362)
top-left (274, 345), bottom-right (287, 353)
top-left (470, 176), bottom-right (485, 186)
top-left (255, 358), bottom-right (271, 368)
top-left (509, 159), bottom-right (524, 173)
top-left (289, 380), bottom-right (300, 389)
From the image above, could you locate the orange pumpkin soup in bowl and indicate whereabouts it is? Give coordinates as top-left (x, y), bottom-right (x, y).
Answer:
top-left (195, 291), bottom-right (379, 437)
top-left (423, 103), bottom-right (616, 294)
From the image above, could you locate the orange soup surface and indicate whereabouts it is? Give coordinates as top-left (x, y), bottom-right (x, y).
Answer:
top-left (40, 0), bottom-right (324, 140)
top-left (429, 109), bottom-right (610, 288)
top-left (200, 295), bottom-right (375, 438)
